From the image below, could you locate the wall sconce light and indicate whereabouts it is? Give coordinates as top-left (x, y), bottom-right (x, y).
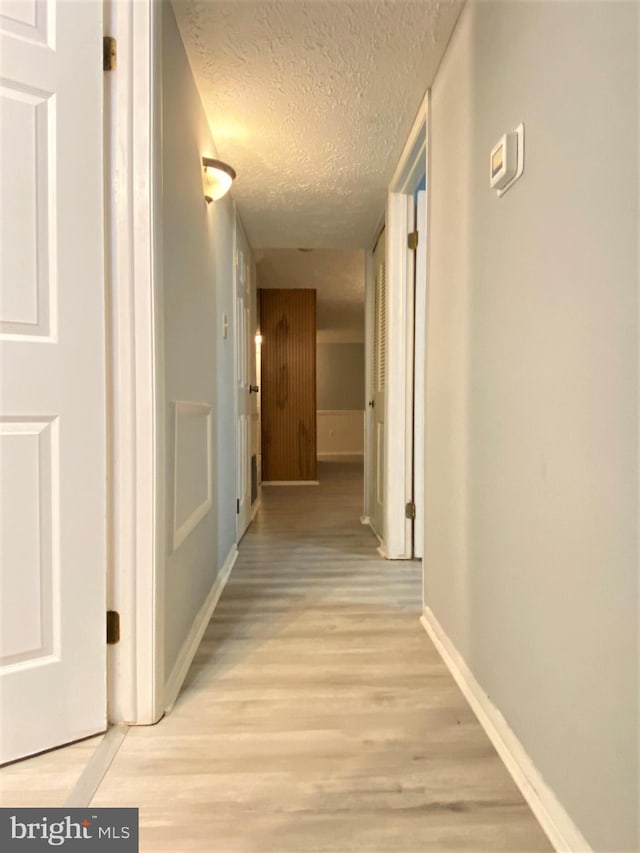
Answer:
top-left (255, 334), bottom-right (263, 345)
top-left (202, 157), bottom-right (236, 203)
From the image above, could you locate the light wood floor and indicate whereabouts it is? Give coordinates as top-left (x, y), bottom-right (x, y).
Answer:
top-left (95, 461), bottom-right (550, 851)
top-left (2, 461), bottom-right (551, 851)
top-left (0, 734), bottom-right (103, 806)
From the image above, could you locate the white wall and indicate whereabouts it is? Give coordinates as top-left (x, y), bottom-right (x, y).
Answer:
top-left (316, 342), bottom-right (364, 456)
top-left (161, 3), bottom-right (236, 684)
top-left (425, 3), bottom-right (639, 850)
top-left (317, 411), bottom-right (364, 457)
top-left (317, 343), bottom-right (365, 410)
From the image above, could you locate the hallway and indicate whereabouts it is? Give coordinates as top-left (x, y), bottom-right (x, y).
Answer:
top-left (89, 461), bottom-right (550, 851)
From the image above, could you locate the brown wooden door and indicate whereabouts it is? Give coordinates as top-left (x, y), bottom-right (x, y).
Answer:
top-left (260, 289), bottom-right (317, 481)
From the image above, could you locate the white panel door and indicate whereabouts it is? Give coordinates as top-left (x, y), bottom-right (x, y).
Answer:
top-left (371, 231), bottom-right (386, 539)
top-left (413, 190), bottom-right (426, 558)
top-left (0, 0), bottom-right (106, 762)
top-left (235, 238), bottom-right (251, 539)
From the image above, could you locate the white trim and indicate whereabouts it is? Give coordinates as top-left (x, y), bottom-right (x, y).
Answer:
top-left (250, 499), bottom-right (261, 521)
top-left (384, 192), bottom-right (414, 559)
top-left (317, 452), bottom-right (364, 459)
top-left (420, 607), bottom-right (592, 853)
top-left (171, 401), bottom-right (213, 551)
top-left (369, 211), bottom-right (386, 253)
top-left (106, 0), bottom-right (164, 726)
top-left (64, 725), bottom-right (129, 807)
top-left (383, 96), bottom-right (428, 561)
top-left (262, 480), bottom-right (320, 486)
top-left (233, 209), bottom-right (253, 541)
top-left (413, 187), bottom-right (427, 560)
top-left (636, 13), bottom-right (640, 836)
top-left (390, 90), bottom-right (429, 194)
top-left (637, 7), bottom-right (640, 835)
top-left (164, 545), bottom-right (238, 712)
top-left (363, 249), bottom-right (375, 522)
top-left (316, 409), bottom-right (364, 417)
top-left (359, 514), bottom-right (383, 544)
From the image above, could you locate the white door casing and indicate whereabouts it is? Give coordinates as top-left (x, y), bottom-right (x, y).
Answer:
top-left (362, 249), bottom-right (375, 525)
top-left (250, 254), bottom-right (260, 515)
top-left (234, 216), bottom-right (252, 538)
top-left (106, 0), bottom-right (164, 727)
top-left (413, 189), bottom-right (427, 558)
top-left (0, 0), bottom-right (106, 761)
top-left (371, 230), bottom-right (386, 541)
top-left (384, 91), bottom-right (427, 560)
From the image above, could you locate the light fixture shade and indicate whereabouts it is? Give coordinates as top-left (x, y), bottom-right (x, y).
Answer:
top-left (202, 157), bottom-right (236, 202)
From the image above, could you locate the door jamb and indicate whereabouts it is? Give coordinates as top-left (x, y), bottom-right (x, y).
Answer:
top-left (383, 92), bottom-right (428, 560)
top-left (232, 206), bottom-right (252, 540)
top-left (106, 0), bottom-right (164, 725)
top-left (362, 246), bottom-right (376, 527)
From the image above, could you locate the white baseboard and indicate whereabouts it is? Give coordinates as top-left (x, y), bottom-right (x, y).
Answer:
top-left (262, 480), bottom-right (319, 486)
top-left (420, 607), bottom-right (592, 853)
top-left (251, 499), bottom-right (261, 520)
top-left (359, 515), bottom-right (370, 525)
top-left (164, 545), bottom-right (238, 711)
top-left (317, 452), bottom-right (364, 459)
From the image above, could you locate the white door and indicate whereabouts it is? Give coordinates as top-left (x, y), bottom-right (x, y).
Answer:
top-left (0, 0), bottom-right (106, 762)
top-left (235, 231), bottom-right (251, 538)
top-left (371, 231), bottom-right (386, 539)
top-left (413, 190), bottom-right (427, 558)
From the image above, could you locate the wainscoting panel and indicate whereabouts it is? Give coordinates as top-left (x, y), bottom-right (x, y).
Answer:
top-left (317, 410), bottom-right (364, 457)
top-left (172, 401), bottom-right (212, 551)
top-left (260, 289), bottom-right (316, 481)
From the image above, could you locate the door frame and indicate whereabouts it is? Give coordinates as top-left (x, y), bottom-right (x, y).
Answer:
top-left (362, 247), bottom-right (377, 528)
top-left (106, 0), bottom-right (164, 725)
top-left (383, 92), bottom-right (428, 559)
top-left (233, 207), bottom-right (252, 540)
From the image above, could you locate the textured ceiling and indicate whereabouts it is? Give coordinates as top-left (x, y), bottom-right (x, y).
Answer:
top-left (172, 0), bottom-right (463, 249)
top-left (256, 249), bottom-right (365, 343)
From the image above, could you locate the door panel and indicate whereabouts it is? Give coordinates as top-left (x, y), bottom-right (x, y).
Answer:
top-left (235, 239), bottom-right (252, 538)
top-left (0, 0), bottom-right (106, 762)
top-left (371, 232), bottom-right (386, 538)
top-left (260, 289), bottom-right (316, 482)
top-left (413, 190), bottom-right (427, 558)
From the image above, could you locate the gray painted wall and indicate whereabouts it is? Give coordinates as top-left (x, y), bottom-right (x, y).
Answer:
top-left (161, 3), bottom-right (236, 681)
top-left (317, 343), bottom-right (365, 410)
top-left (426, 3), bottom-right (639, 850)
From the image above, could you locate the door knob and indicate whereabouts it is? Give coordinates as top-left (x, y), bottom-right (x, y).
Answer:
top-left (368, 400), bottom-right (375, 408)
top-left (249, 385), bottom-right (260, 394)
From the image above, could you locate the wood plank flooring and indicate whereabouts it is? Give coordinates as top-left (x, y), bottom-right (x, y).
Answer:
top-left (0, 734), bottom-right (103, 807)
top-left (92, 461), bottom-right (551, 852)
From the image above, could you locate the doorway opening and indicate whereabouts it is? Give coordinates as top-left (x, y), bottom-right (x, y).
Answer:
top-left (363, 95), bottom-right (428, 563)
top-left (249, 249), bottom-right (368, 532)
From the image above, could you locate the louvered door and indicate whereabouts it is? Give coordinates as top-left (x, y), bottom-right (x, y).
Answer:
top-left (371, 231), bottom-right (386, 538)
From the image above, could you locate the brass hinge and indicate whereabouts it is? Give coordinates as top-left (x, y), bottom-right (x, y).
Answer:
top-left (106, 610), bottom-right (120, 644)
top-left (103, 36), bottom-right (117, 71)
top-left (407, 231), bottom-right (419, 250)
top-left (236, 498), bottom-right (240, 515)
top-left (405, 501), bottom-right (416, 520)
